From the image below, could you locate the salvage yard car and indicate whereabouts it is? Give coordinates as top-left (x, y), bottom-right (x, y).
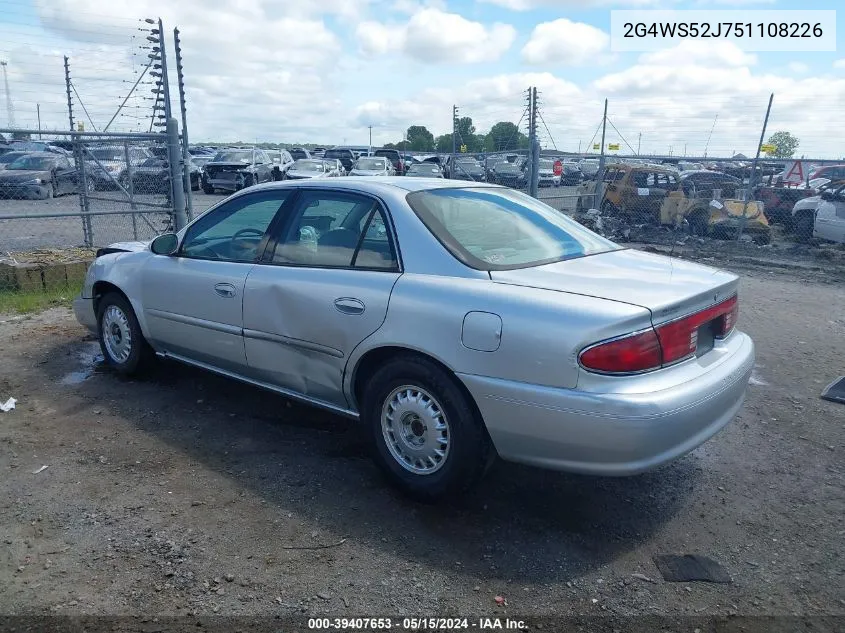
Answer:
top-left (285, 159), bottom-right (344, 179)
top-left (349, 156), bottom-right (394, 177)
top-left (85, 145), bottom-right (154, 190)
top-left (791, 180), bottom-right (845, 243)
top-left (406, 163), bottom-right (444, 178)
top-left (0, 152), bottom-right (88, 199)
top-left (201, 149), bottom-right (273, 194)
top-left (577, 164), bottom-right (770, 243)
top-left (73, 178), bottom-right (754, 500)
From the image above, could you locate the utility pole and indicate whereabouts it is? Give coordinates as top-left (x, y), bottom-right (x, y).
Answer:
top-left (451, 105), bottom-right (458, 178)
top-left (637, 132), bottom-right (641, 156)
top-left (157, 19), bottom-right (172, 121)
top-left (368, 125), bottom-right (372, 153)
top-left (64, 56), bottom-right (74, 131)
top-left (597, 98), bottom-right (608, 176)
top-left (173, 27), bottom-right (192, 218)
top-left (737, 92), bottom-right (774, 242)
top-left (36, 103), bottom-right (41, 139)
top-left (0, 61), bottom-right (14, 129)
top-left (527, 86), bottom-right (539, 198)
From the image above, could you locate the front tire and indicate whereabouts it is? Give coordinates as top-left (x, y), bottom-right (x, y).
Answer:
top-left (363, 355), bottom-right (494, 501)
top-left (97, 292), bottom-right (153, 376)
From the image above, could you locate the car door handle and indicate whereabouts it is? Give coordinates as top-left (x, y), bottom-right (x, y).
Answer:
top-left (334, 297), bottom-right (365, 315)
top-left (214, 282), bottom-right (237, 298)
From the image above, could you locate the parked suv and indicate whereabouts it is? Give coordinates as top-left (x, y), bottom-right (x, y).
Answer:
top-left (374, 149), bottom-right (406, 175)
top-left (323, 148), bottom-right (355, 174)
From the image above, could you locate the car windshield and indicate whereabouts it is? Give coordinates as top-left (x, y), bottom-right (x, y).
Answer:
top-left (540, 159), bottom-right (554, 169)
top-left (408, 164), bottom-right (442, 175)
top-left (406, 187), bottom-right (618, 270)
top-left (355, 158), bottom-right (387, 170)
top-left (6, 156), bottom-right (54, 171)
top-left (0, 152), bottom-right (27, 164)
top-left (292, 160), bottom-right (324, 172)
top-left (88, 148), bottom-right (123, 161)
top-left (213, 151), bottom-right (253, 162)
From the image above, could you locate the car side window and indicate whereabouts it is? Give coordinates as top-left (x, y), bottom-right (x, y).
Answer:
top-left (272, 191), bottom-right (398, 270)
top-left (180, 191), bottom-right (290, 263)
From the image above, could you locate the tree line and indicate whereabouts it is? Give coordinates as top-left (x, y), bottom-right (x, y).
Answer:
top-left (382, 118), bottom-right (529, 153)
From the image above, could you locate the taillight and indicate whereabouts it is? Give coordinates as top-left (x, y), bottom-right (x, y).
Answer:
top-left (580, 295), bottom-right (738, 374)
top-left (579, 329), bottom-right (663, 374)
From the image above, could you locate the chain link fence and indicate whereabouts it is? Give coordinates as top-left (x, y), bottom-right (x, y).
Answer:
top-left (0, 128), bottom-right (188, 301)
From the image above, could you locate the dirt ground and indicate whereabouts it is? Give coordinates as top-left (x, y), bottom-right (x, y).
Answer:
top-left (0, 262), bottom-right (844, 627)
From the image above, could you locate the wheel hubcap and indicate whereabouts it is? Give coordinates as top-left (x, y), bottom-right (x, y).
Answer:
top-left (102, 305), bottom-right (132, 363)
top-left (381, 385), bottom-right (450, 475)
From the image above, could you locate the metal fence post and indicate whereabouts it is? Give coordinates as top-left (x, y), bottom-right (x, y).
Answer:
top-left (530, 139), bottom-right (540, 198)
top-left (166, 118), bottom-right (188, 231)
top-left (73, 138), bottom-right (94, 247)
top-left (124, 141), bottom-right (138, 240)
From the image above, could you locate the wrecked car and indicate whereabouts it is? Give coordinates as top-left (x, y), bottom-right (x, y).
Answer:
top-left (577, 164), bottom-right (771, 243)
top-left (200, 149), bottom-right (274, 194)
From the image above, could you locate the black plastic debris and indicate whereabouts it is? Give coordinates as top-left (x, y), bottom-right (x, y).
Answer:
top-left (821, 377), bottom-right (845, 405)
top-left (653, 554), bottom-right (732, 583)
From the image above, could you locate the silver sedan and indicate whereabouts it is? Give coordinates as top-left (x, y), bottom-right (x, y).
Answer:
top-left (73, 178), bottom-right (754, 500)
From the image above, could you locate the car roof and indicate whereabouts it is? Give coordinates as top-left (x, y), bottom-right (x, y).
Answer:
top-left (248, 176), bottom-right (500, 196)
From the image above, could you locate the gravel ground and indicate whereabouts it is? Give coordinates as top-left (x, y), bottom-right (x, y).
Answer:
top-left (0, 264), bottom-right (843, 626)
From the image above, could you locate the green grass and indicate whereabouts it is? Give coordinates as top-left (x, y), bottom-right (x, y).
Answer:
top-left (0, 283), bottom-right (82, 315)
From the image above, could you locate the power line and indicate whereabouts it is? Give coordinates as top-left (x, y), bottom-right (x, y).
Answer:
top-left (537, 110), bottom-right (557, 150)
top-left (606, 117), bottom-right (638, 156)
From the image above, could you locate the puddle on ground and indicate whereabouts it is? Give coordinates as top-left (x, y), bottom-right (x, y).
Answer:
top-left (60, 341), bottom-right (105, 385)
top-left (749, 366), bottom-right (769, 387)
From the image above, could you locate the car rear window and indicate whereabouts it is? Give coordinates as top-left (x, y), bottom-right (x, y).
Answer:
top-left (406, 187), bottom-right (619, 270)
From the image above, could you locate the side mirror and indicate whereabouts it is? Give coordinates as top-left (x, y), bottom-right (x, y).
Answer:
top-left (151, 233), bottom-right (179, 255)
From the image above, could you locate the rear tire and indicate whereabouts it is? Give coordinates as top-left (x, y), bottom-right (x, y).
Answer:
top-left (687, 210), bottom-right (709, 237)
top-left (202, 182), bottom-right (214, 195)
top-left (97, 292), bottom-right (154, 376)
top-left (794, 213), bottom-right (814, 243)
top-left (363, 355), bottom-right (494, 502)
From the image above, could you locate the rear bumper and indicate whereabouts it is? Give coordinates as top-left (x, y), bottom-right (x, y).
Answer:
top-left (73, 295), bottom-right (97, 335)
top-left (458, 331), bottom-right (754, 475)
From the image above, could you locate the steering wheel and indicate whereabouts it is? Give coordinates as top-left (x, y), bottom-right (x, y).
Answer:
top-left (232, 227), bottom-right (265, 241)
top-left (190, 245), bottom-right (220, 260)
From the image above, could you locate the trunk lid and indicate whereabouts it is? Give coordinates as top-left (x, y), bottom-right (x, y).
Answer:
top-left (491, 248), bottom-right (738, 325)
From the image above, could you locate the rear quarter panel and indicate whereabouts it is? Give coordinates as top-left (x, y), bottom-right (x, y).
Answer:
top-left (344, 273), bottom-right (653, 404)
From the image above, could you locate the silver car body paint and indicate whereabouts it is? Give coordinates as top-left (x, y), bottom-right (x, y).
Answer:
top-left (74, 177), bottom-right (754, 476)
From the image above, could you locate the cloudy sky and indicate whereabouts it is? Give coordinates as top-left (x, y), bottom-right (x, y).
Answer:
top-left (0, 0), bottom-right (843, 157)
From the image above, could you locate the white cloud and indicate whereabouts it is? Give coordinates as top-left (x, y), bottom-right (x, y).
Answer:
top-left (522, 19), bottom-right (609, 66)
top-left (834, 59), bottom-right (845, 69)
top-left (478, 0), bottom-right (661, 10)
top-left (357, 8), bottom-right (516, 63)
top-left (787, 62), bottom-right (809, 74)
top-left (585, 41), bottom-right (845, 158)
top-left (352, 72), bottom-right (581, 133)
top-left (639, 40), bottom-right (757, 67)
